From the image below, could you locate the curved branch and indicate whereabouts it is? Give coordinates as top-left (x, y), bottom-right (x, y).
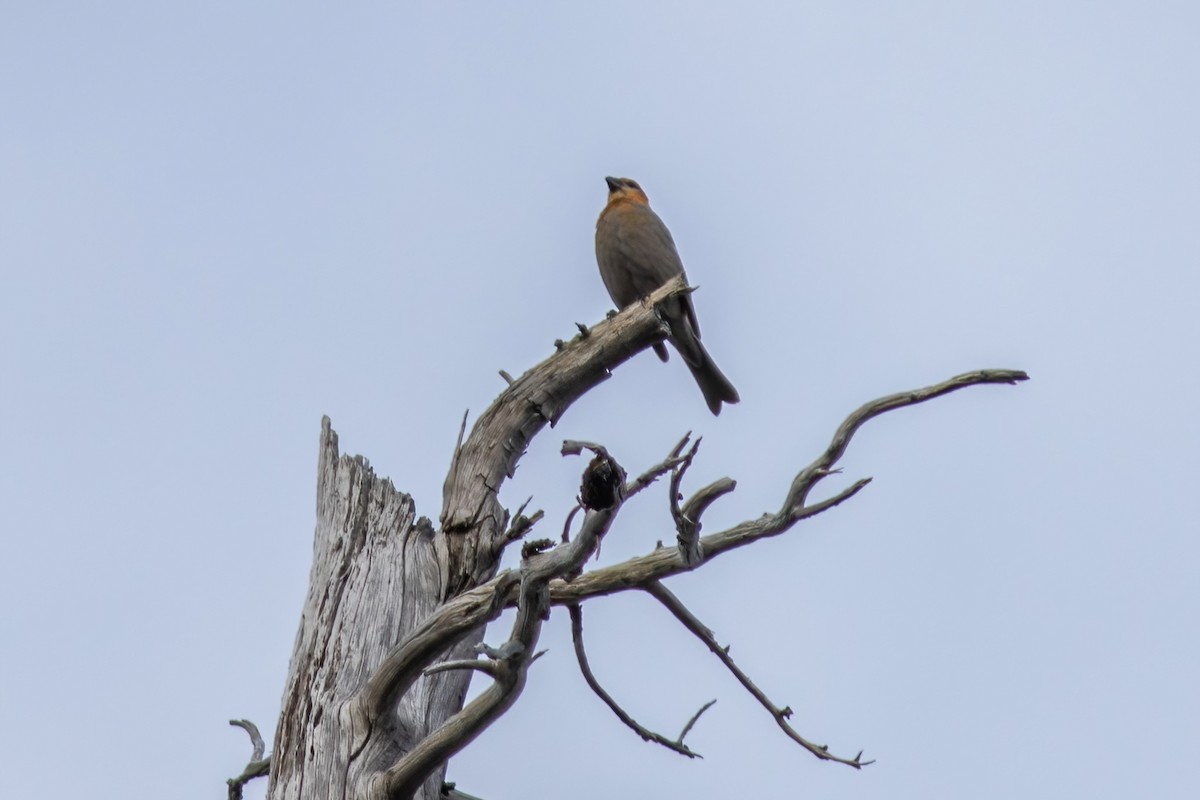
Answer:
top-left (669, 438), bottom-right (704, 566)
top-left (381, 369), bottom-right (1023, 657)
top-left (682, 477), bottom-right (737, 522)
top-left (229, 718), bottom-right (266, 761)
top-left (568, 603), bottom-right (713, 758)
top-left (623, 432), bottom-right (692, 499)
top-left (424, 659), bottom-right (503, 679)
top-left (377, 369), bottom-right (1023, 655)
top-left (350, 571), bottom-right (520, 748)
top-left (384, 452), bottom-right (628, 798)
top-left (437, 277), bottom-right (686, 592)
top-left (547, 368), bottom-right (1027, 605)
top-left (226, 719), bottom-right (271, 800)
top-left (645, 581), bottom-right (872, 768)
top-left (781, 368), bottom-right (1028, 512)
top-left (496, 497), bottom-right (545, 557)
top-left (345, 367), bottom-right (1024, 789)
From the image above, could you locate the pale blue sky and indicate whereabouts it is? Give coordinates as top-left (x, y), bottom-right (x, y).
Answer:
top-left (2, 3), bottom-right (1197, 798)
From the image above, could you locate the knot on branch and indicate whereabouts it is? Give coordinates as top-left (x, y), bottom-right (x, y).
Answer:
top-left (580, 451), bottom-right (627, 511)
top-left (521, 538), bottom-right (556, 559)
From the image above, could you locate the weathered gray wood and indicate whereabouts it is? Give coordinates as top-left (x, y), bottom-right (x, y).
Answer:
top-left (254, 258), bottom-right (1028, 799)
top-left (436, 278), bottom-right (680, 597)
top-left (269, 419), bottom-right (481, 800)
top-left (267, 282), bottom-right (687, 800)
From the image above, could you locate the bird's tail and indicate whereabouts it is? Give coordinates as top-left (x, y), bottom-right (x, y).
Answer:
top-left (685, 350), bottom-right (740, 416)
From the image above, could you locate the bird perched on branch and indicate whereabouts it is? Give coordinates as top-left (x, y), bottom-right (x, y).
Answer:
top-left (595, 176), bottom-right (740, 415)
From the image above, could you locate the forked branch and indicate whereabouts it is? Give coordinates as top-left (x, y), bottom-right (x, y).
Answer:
top-left (568, 603), bottom-right (715, 758)
top-left (547, 369), bottom-right (1029, 606)
top-left (435, 277), bottom-right (689, 598)
top-left (645, 581), bottom-right (872, 767)
top-left (781, 369), bottom-right (1028, 512)
top-left (383, 449), bottom-right (629, 799)
top-left (344, 368), bottom-right (1024, 794)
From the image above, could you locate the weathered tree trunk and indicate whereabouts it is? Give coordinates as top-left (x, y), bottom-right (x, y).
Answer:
top-left (261, 280), bottom-right (685, 800)
top-left (269, 419), bottom-right (481, 800)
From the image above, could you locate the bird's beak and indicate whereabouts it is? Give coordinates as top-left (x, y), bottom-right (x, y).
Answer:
top-left (605, 176), bottom-right (621, 192)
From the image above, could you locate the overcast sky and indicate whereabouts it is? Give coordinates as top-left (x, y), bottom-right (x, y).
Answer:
top-left (3, 3), bottom-right (1197, 799)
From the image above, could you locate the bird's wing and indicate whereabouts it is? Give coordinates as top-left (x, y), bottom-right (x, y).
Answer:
top-left (609, 206), bottom-right (703, 345)
top-left (611, 204), bottom-right (687, 295)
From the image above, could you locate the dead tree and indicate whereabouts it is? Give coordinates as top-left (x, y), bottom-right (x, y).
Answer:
top-left (226, 276), bottom-right (1028, 800)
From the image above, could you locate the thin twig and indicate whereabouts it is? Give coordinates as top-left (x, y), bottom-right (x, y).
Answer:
top-left (226, 719), bottom-right (271, 800)
top-left (229, 719), bottom-right (266, 761)
top-left (644, 581), bottom-right (872, 768)
top-left (383, 450), bottom-right (629, 799)
top-left (454, 409), bottom-right (469, 459)
top-left (424, 659), bottom-right (503, 678)
top-left (545, 370), bottom-right (1026, 607)
top-left (353, 368), bottom-right (1024, 791)
top-left (499, 496), bottom-right (545, 551)
top-left (568, 604), bottom-right (712, 758)
top-left (622, 432), bottom-right (693, 499)
top-left (678, 699), bottom-right (718, 743)
top-left (669, 438), bottom-right (703, 565)
top-left (561, 503), bottom-right (582, 543)
top-left (781, 369), bottom-right (1029, 512)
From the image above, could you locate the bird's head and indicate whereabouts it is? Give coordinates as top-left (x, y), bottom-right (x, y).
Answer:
top-left (604, 176), bottom-right (650, 205)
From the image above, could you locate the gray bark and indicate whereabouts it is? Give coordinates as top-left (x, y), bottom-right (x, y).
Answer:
top-left (269, 419), bottom-right (480, 800)
top-left (267, 279), bottom-right (686, 800)
top-left (253, 272), bottom-right (1027, 798)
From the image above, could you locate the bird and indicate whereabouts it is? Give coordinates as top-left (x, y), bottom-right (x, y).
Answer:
top-left (595, 176), bottom-right (740, 415)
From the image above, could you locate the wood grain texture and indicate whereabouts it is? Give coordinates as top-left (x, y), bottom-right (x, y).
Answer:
top-left (258, 270), bottom-right (1027, 799)
top-left (268, 283), bottom-right (686, 799)
top-left (437, 277), bottom-right (682, 596)
top-left (269, 419), bottom-right (481, 800)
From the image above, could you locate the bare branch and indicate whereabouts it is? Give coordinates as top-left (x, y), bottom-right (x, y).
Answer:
top-left (678, 699), bottom-right (719, 743)
top-left (338, 368), bottom-right (1023, 791)
top-left (497, 497), bottom-right (545, 555)
top-left (351, 570), bottom-right (522, 750)
top-left (546, 369), bottom-right (1026, 606)
top-left (446, 409), bottom-right (469, 477)
top-left (781, 368), bottom-right (1029, 512)
top-left (669, 438), bottom-right (704, 566)
top-left (561, 439), bottom-right (609, 457)
top-left (511, 495), bottom-right (532, 521)
top-left (560, 503), bottom-right (583, 543)
top-left (226, 719), bottom-right (271, 800)
top-left (682, 477), bottom-right (737, 522)
top-left (796, 478), bottom-right (873, 519)
top-left (439, 278), bottom-right (688, 593)
top-left (383, 451), bottom-right (629, 798)
top-left (644, 581), bottom-right (873, 768)
top-left (622, 432), bottom-right (693, 499)
top-left (413, 372), bottom-right (1024, 623)
top-left (229, 719), bottom-right (266, 761)
top-left (568, 603), bottom-right (713, 759)
top-left (424, 659), bottom-right (502, 679)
